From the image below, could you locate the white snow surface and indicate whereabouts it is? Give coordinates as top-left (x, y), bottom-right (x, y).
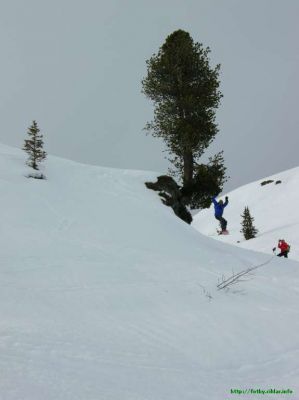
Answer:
top-left (193, 167), bottom-right (299, 261)
top-left (1, 144), bottom-right (299, 399)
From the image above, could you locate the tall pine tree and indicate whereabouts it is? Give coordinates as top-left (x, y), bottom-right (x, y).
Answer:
top-left (23, 120), bottom-right (47, 170)
top-left (240, 206), bottom-right (258, 240)
top-left (142, 30), bottom-right (226, 208)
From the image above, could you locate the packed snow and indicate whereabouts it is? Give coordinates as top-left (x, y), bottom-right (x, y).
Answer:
top-left (193, 167), bottom-right (299, 261)
top-left (0, 143), bottom-right (299, 399)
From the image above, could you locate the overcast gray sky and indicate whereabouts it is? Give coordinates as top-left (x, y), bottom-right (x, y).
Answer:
top-left (0, 0), bottom-right (298, 191)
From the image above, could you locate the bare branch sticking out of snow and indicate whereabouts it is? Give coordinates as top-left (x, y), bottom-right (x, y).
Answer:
top-left (217, 256), bottom-right (275, 290)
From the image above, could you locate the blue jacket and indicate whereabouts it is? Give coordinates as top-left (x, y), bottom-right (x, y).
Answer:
top-left (212, 197), bottom-right (228, 217)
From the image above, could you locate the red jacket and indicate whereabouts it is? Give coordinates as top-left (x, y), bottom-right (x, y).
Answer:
top-left (278, 240), bottom-right (289, 252)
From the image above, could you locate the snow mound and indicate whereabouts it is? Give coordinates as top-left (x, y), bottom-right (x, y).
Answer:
top-left (1, 144), bottom-right (299, 399)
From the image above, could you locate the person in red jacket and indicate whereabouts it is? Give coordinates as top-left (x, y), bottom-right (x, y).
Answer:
top-left (274, 239), bottom-right (290, 258)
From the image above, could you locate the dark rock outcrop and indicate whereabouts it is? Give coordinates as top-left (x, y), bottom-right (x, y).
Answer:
top-left (260, 179), bottom-right (274, 186)
top-left (145, 175), bottom-right (192, 224)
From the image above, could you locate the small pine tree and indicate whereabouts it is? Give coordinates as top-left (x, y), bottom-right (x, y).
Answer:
top-left (240, 206), bottom-right (258, 240)
top-left (23, 120), bottom-right (47, 170)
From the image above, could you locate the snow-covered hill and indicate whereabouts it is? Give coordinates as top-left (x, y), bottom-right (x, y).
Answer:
top-left (1, 144), bottom-right (299, 399)
top-left (193, 167), bottom-right (299, 261)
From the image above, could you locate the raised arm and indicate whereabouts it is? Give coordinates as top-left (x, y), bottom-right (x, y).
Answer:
top-left (223, 196), bottom-right (229, 207)
top-left (212, 197), bottom-right (218, 206)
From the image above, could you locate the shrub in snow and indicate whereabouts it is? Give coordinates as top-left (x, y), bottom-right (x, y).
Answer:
top-left (27, 172), bottom-right (46, 180)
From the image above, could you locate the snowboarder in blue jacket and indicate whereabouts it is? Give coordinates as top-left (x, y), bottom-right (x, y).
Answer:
top-left (212, 196), bottom-right (229, 233)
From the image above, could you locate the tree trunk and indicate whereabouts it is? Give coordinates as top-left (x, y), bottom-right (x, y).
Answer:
top-left (183, 150), bottom-right (193, 187)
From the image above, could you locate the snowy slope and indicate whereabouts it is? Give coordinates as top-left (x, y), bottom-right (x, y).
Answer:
top-left (1, 144), bottom-right (299, 400)
top-left (193, 167), bottom-right (299, 261)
